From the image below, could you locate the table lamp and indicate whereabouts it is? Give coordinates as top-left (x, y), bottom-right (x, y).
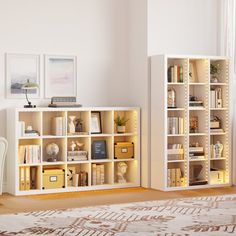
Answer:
top-left (21, 79), bottom-right (39, 108)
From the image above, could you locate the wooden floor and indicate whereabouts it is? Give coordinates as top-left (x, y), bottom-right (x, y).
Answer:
top-left (1, 186), bottom-right (236, 215)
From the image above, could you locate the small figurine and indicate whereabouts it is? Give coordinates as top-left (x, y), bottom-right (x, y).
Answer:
top-left (70, 141), bottom-right (76, 151)
top-left (75, 118), bottom-right (83, 132)
top-left (68, 116), bottom-right (76, 134)
top-left (76, 141), bottom-right (84, 150)
top-left (117, 162), bottom-right (128, 183)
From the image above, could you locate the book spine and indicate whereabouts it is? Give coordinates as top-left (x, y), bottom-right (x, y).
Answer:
top-left (100, 165), bottom-right (105, 185)
top-left (174, 65), bottom-right (178, 82)
top-left (92, 164), bottom-right (97, 185)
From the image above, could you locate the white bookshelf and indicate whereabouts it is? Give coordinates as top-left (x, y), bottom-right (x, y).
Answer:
top-left (7, 107), bottom-right (140, 195)
top-left (151, 55), bottom-right (231, 191)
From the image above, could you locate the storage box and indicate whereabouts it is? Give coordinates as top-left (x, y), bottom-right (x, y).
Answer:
top-left (42, 168), bottom-right (65, 189)
top-left (114, 142), bottom-right (134, 159)
top-left (210, 170), bottom-right (225, 184)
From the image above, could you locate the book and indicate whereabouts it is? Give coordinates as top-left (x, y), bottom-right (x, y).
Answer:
top-left (25, 167), bottom-right (30, 190)
top-left (30, 167), bottom-right (37, 189)
top-left (19, 167), bottom-right (25, 191)
top-left (92, 164), bottom-right (97, 185)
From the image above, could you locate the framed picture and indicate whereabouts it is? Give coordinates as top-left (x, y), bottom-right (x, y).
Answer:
top-left (91, 111), bottom-right (102, 134)
top-left (44, 55), bottom-right (77, 98)
top-left (6, 53), bottom-right (40, 98)
top-left (189, 61), bottom-right (198, 83)
top-left (91, 140), bottom-right (107, 159)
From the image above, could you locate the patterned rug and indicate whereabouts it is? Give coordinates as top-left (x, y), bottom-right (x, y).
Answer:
top-left (1, 194), bottom-right (236, 235)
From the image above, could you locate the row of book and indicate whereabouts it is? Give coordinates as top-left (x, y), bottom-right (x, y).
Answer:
top-left (168, 117), bottom-right (184, 134)
top-left (167, 168), bottom-right (184, 187)
top-left (72, 172), bottom-right (88, 187)
top-left (52, 116), bottom-right (66, 136)
top-left (210, 88), bottom-right (223, 108)
top-left (19, 166), bottom-right (37, 191)
top-left (168, 65), bottom-right (184, 83)
top-left (18, 145), bottom-right (41, 164)
top-left (92, 164), bottom-right (105, 185)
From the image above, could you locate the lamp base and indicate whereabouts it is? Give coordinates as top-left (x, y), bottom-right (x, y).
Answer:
top-left (24, 104), bottom-right (36, 108)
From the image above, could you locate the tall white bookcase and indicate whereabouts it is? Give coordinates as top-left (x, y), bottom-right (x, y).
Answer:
top-left (151, 55), bottom-right (231, 191)
top-left (7, 107), bottom-right (140, 195)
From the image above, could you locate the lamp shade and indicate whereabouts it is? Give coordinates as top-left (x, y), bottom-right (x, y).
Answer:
top-left (21, 79), bottom-right (39, 90)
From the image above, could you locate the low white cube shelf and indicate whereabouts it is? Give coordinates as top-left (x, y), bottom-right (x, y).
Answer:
top-left (7, 107), bottom-right (140, 195)
top-left (151, 55), bottom-right (231, 191)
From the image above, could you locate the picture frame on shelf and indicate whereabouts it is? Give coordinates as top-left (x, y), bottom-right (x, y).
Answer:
top-left (91, 111), bottom-right (102, 134)
top-left (92, 140), bottom-right (107, 159)
top-left (6, 53), bottom-right (40, 99)
top-left (44, 55), bottom-right (77, 98)
top-left (189, 61), bottom-right (198, 83)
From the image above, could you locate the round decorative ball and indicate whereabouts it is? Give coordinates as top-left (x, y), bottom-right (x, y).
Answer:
top-left (46, 143), bottom-right (59, 156)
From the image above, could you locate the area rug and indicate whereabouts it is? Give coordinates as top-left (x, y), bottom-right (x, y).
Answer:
top-left (1, 194), bottom-right (236, 235)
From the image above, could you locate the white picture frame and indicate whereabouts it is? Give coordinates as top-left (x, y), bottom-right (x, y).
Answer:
top-left (6, 53), bottom-right (40, 99)
top-left (44, 55), bottom-right (77, 98)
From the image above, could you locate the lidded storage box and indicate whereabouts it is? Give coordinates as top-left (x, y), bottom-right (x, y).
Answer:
top-left (114, 142), bottom-right (134, 159)
top-left (42, 168), bottom-right (65, 189)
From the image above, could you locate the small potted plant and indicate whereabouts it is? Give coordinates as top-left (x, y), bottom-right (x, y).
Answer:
top-left (114, 115), bottom-right (129, 133)
top-left (210, 63), bottom-right (220, 83)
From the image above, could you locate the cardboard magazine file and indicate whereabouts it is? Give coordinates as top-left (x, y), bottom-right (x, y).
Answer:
top-left (42, 168), bottom-right (65, 189)
top-left (114, 142), bottom-right (134, 159)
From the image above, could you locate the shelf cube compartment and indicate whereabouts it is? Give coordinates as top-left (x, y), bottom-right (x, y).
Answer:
top-left (189, 136), bottom-right (207, 161)
top-left (18, 139), bottom-right (42, 164)
top-left (42, 165), bottom-right (66, 190)
top-left (167, 86), bottom-right (185, 109)
top-left (91, 162), bottom-right (113, 185)
top-left (210, 59), bottom-right (229, 84)
top-left (67, 137), bottom-right (90, 162)
top-left (114, 110), bottom-right (138, 134)
top-left (114, 136), bottom-right (138, 160)
top-left (19, 166), bottom-right (41, 191)
top-left (167, 58), bottom-right (188, 83)
top-left (210, 85), bottom-right (228, 108)
top-left (67, 111), bottom-right (90, 135)
top-left (90, 111), bottom-right (113, 134)
top-left (189, 59), bottom-right (209, 84)
top-left (189, 110), bottom-right (208, 134)
top-left (42, 138), bottom-right (66, 163)
top-left (43, 111), bottom-right (67, 136)
top-left (114, 160), bottom-right (137, 184)
top-left (210, 110), bottom-right (228, 133)
top-left (91, 136), bottom-right (113, 160)
top-left (19, 111), bottom-right (41, 137)
top-left (167, 136), bottom-right (185, 161)
top-left (189, 161), bottom-right (208, 186)
top-left (210, 135), bottom-right (227, 159)
top-left (167, 162), bottom-right (186, 188)
top-left (67, 163), bottom-right (90, 187)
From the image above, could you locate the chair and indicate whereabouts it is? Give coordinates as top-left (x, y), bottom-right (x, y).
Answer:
top-left (0, 137), bottom-right (8, 195)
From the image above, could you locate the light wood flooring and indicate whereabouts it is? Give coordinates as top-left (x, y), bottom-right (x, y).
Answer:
top-left (1, 186), bottom-right (236, 215)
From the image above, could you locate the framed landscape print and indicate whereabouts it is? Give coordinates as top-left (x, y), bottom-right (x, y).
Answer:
top-left (44, 55), bottom-right (77, 98)
top-left (6, 54), bottom-right (40, 98)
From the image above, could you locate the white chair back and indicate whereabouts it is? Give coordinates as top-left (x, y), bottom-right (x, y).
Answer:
top-left (0, 137), bottom-right (8, 195)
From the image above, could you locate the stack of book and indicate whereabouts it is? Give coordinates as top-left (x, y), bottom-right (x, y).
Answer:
top-left (167, 168), bottom-right (184, 187)
top-left (167, 144), bottom-right (184, 160)
top-left (51, 116), bottom-right (66, 136)
top-left (210, 88), bottom-right (223, 108)
top-left (92, 164), bottom-right (105, 185)
top-left (167, 65), bottom-right (183, 83)
top-left (18, 145), bottom-right (41, 164)
top-left (168, 117), bottom-right (184, 134)
top-left (189, 145), bottom-right (204, 160)
top-left (67, 151), bottom-right (88, 161)
top-left (19, 166), bottom-right (37, 191)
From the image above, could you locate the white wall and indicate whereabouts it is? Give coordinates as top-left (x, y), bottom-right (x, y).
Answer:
top-left (128, 0), bottom-right (149, 187)
top-left (0, 0), bottom-right (131, 189)
top-left (148, 0), bottom-right (219, 56)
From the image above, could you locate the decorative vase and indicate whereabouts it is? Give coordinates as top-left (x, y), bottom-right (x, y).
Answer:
top-left (117, 125), bottom-right (126, 133)
top-left (68, 116), bottom-right (76, 134)
top-left (167, 88), bottom-right (176, 108)
top-left (214, 141), bottom-right (223, 158)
